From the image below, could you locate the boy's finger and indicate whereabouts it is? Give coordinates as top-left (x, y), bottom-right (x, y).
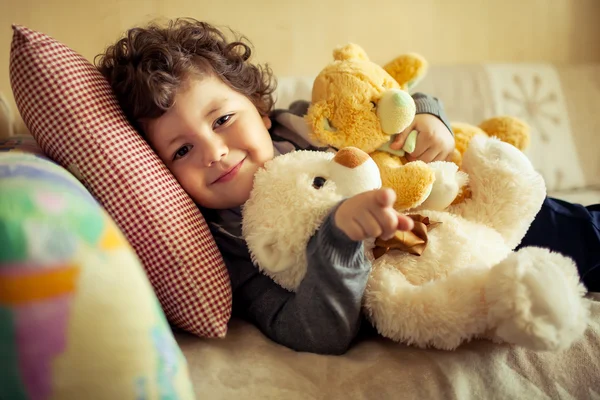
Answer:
top-left (374, 188), bottom-right (396, 207)
top-left (419, 147), bottom-right (440, 163)
top-left (406, 147), bottom-right (424, 162)
top-left (345, 220), bottom-right (367, 242)
top-left (389, 123), bottom-right (415, 150)
top-left (357, 212), bottom-right (383, 239)
top-left (396, 213), bottom-right (414, 232)
top-left (405, 132), bottom-right (429, 161)
top-left (433, 150), bottom-right (449, 162)
top-left (374, 208), bottom-right (401, 240)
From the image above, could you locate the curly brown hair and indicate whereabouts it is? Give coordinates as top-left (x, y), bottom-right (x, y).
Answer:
top-left (94, 18), bottom-right (276, 134)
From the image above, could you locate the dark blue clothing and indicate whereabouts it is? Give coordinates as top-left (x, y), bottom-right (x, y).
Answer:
top-left (518, 197), bottom-right (600, 292)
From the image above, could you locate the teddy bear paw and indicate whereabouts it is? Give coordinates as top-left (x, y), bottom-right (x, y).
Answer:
top-left (462, 134), bottom-right (533, 176)
top-left (486, 247), bottom-right (589, 351)
top-left (414, 161), bottom-right (468, 211)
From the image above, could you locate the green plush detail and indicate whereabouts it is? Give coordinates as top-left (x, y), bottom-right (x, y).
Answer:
top-left (403, 130), bottom-right (418, 153)
top-left (392, 91), bottom-right (413, 107)
top-left (378, 141), bottom-right (406, 157)
top-left (377, 130), bottom-right (419, 157)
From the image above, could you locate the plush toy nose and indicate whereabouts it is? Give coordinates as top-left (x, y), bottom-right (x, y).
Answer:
top-left (376, 89), bottom-right (416, 135)
top-left (331, 147), bottom-right (382, 197)
top-left (333, 147), bottom-right (370, 169)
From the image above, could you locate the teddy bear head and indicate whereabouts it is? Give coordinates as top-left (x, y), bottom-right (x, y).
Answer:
top-left (305, 43), bottom-right (416, 154)
top-left (241, 146), bottom-right (381, 291)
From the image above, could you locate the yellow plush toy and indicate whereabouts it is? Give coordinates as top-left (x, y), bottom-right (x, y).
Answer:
top-left (305, 43), bottom-right (530, 210)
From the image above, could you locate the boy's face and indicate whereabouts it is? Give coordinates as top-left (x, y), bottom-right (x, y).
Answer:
top-left (145, 75), bottom-right (274, 209)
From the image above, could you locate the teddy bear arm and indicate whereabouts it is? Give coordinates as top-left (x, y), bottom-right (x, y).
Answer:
top-left (364, 263), bottom-right (494, 350)
top-left (448, 135), bottom-right (546, 248)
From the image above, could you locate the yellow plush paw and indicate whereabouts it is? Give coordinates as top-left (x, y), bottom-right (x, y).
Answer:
top-left (370, 151), bottom-right (435, 211)
top-left (451, 116), bottom-right (531, 162)
top-left (450, 122), bottom-right (487, 158)
top-left (478, 116), bottom-right (530, 151)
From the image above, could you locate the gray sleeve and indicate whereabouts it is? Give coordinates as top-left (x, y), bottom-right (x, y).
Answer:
top-left (412, 92), bottom-right (454, 136)
top-left (221, 205), bottom-right (371, 355)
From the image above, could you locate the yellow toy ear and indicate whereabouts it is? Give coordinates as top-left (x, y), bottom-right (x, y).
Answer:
top-left (383, 53), bottom-right (428, 91)
top-left (333, 43), bottom-right (370, 62)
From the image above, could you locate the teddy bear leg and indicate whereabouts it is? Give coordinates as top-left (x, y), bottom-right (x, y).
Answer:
top-left (486, 247), bottom-right (590, 351)
top-left (364, 262), bottom-right (495, 350)
top-left (448, 135), bottom-right (546, 249)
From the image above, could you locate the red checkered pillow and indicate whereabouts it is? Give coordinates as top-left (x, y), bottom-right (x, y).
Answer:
top-left (9, 25), bottom-right (232, 338)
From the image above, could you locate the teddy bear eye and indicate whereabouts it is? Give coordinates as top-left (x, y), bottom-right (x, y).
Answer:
top-left (323, 118), bottom-right (337, 132)
top-left (371, 101), bottom-right (377, 109)
top-left (312, 176), bottom-right (327, 189)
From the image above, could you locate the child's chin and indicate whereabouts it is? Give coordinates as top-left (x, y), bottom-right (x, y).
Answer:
top-left (221, 183), bottom-right (253, 208)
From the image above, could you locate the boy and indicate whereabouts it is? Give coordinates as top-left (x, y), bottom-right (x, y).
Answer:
top-left (96, 18), bottom-right (599, 355)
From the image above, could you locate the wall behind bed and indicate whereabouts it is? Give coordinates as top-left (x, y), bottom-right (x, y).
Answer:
top-left (1, 0), bottom-right (599, 135)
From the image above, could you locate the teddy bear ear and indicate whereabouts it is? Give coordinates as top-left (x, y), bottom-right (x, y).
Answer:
top-left (333, 43), bottom-right (370, 62)
top-left (247, 228), bottom-right (301, 274)
top-left (383, 53), bottom-right (429, 91)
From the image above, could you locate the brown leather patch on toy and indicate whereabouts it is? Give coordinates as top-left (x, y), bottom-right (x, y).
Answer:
top-left (373, 215), bottom-right (441, 258)
top-left (333, 147), bottom-right (369, 169)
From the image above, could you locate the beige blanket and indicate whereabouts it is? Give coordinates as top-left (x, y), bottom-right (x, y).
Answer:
top-left (176, 294), bottom-right (600, 400)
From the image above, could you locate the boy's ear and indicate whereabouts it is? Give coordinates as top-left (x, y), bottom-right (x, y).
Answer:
top-left (262, 115), bottom-right (272, 129)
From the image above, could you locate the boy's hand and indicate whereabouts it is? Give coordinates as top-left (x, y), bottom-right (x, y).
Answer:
top-left (390, 114), bottom-right (455, 163)
top-left (335, 188), bottom-right (414, 242)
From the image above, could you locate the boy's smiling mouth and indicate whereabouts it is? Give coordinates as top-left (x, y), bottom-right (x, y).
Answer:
top-left (212, 157), bottom-right (247, 184)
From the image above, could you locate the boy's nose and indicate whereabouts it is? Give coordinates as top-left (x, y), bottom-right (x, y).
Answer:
top-left (204, 143), bottom-right (228, 167)
top-left (207, 153), bottom-right (226, 167)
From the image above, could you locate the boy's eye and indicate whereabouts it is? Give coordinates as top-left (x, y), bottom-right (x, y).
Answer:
top-left (173, 145), bottom-right (192, 161)
top-left (214, 114), bottom-right (233, 128)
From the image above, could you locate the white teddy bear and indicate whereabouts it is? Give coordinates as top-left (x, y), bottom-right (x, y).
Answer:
top-left (242, 135), bottom-right (590, 351)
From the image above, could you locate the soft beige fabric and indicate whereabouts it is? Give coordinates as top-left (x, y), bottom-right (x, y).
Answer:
top-left (0, 92), bottom-right (15, 139)
top-left (176, 295), bottom-right (599, 400)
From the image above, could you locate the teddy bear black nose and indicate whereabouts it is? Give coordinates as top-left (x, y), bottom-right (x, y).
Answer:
top-left (312, 177), bottom-right (327, 189)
